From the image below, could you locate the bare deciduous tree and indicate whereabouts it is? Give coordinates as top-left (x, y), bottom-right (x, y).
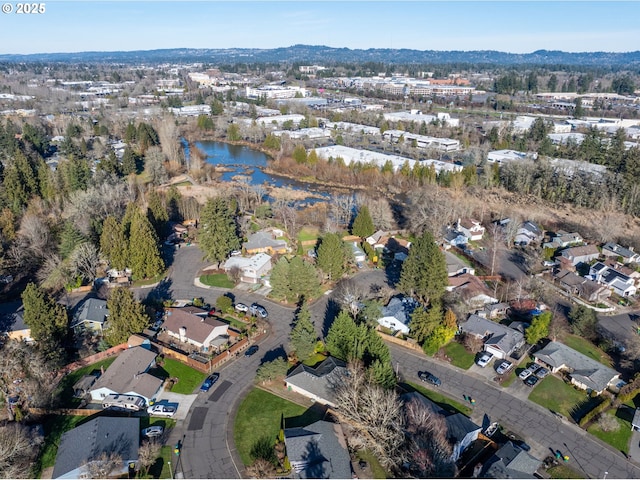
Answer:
top-left (0, 422), bottom-right (43, 478)
top-left (138, 439), bottom-right (162, 477)
top-left (331, 195), bottom-right (356, 230)
top-left (144, 146), bottom-right (169, 186)
top-left (245, 458), bottom-right (277, 479)
top-left (84, 451), bottom-right (123, 479)
top-left (333, 279), bottom-right (365, 318)
top-left (68, 242), bottom-right (100, 283)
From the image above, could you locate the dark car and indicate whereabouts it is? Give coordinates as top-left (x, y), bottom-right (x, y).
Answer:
top-left (200, 373), bottom-right (220, 392)
top-left (534, 366), bottom-right (550, 378)
top-left (418, 371), bottom-right (441, 387)
top-left (244, 345), bottom-right (259, 357)
top-left (524, 375), bottom-right (539, 387)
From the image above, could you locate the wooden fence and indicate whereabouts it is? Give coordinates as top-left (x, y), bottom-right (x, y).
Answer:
top-left (376, 330), bottom-right (422, 352)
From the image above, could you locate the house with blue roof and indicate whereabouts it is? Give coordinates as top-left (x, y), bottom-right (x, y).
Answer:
top-left (376, 296), bottom-right (419, 335)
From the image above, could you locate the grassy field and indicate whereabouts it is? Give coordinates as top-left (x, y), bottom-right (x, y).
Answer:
top-left (199, 273), bottom-right (235, 288)
top-left (221, 316), bottom-right (248, 331)
top-left (563, 334), bottom-right (612, 367)
top-left (528, 376), bottom-right (591, 419)
top-left (547, 464), bottom-right (586, 479)
top-left (56, 357), bottom-right (117, 407)
top-left (586, 408), bottom-right (633, 454)
top-left (405, 381), bottom-right (472, 416)
top-left (297, 227), bottom-right (320, 243)
top-left (149, 358), bottom-right (207, 395)
top-left (443, 341), bottom-right (476, 370)
top-left (234, 388), bottom-right (323, 466)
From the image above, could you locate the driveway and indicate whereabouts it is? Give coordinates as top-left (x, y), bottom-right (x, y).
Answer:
top-left (153, 391), bottom-right (199, 421)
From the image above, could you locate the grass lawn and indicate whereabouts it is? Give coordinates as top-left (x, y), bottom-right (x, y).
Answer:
top-left (355, 449), bottom-right (388, 479)
top-left (131, 270), bottom-right (168, 287)
top-left (302, 353), bottom-right (327, 367)
top-left (234, 388), bottom-right (323, 466)
top-left (220, 316), bottom-right (248, 331)
top-left (143, 445), bottom-right (174, 479)
top-left (149, 358), bottom-right (207, 395)
top-left (56, 357), bottom-right (117, 407)
top-left (528, 376), bottom-right (591, 419)
top-left (405, 381), bottom-right (472, 416)
top-left (199, 273), bottom-right (235, 289)
top-left (443, 342), bottom-right (476, 370)
top-left (547, 464), bottom-right (586, 479)
top-left (297, 227), bottom-right (320, 243)
top-left (586, 408), bottom-right (633, 454)
top-left (563, 334), bottom-right (612, 367)
top-left (34, 415), bottom-right (86, 476)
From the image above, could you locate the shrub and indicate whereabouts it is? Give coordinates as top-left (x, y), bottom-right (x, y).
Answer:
top-left (596, 413), bottom-right (619, 432)
top-left (579, 396), bottom-right (612, 427)
top-left (216, 295), bottom-right (233, 313)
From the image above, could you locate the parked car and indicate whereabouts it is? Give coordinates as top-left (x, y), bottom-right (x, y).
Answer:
top-left (200, 373), bottom-right (220, 392)
top-left (235, 303), bottom-right (249, 313)
top-left (496, 361), bottom-right (513, 375)
top-left (524, 375), bottom-right (539, 387)
top-left (518, 367), bottom-right (535, 380)
top-left (250, 303), bottom-right (268, 318)
top-left (148, 404), bottom-right (177, 417)
top-left (141, 426), bottom-right (164, 438)
top-left (418, 371), bottom-right (441, 387)
top-left (534, 366), bottom-right (550, 378)
top-left (230, 250), bottom-right (241, 256)
top-left (476, 352), bottom-right (494, 368)
top-left (244, 345), bottom-right (259, 357)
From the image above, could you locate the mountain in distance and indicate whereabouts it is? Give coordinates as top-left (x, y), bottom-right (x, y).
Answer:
top-left (1, 44), bottom-right (640, 66)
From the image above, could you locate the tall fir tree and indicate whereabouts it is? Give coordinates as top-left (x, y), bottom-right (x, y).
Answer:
top-left (316, 233), bottom-right (347, 282)
top-left (289, 304), bottom-right (317, 361)
top-left (325, 310), bottom-right (359, 361)
top-left (198, 197), bottom-right (240, 267)
top-left (398, 230), bottom-right (448, 305)
top-left (59, 221), bottom-right (86, 260)
top-left (351, 205), bottom-right (375, 238)
top-left (147, 189), bottom-right (169, 239)
top-left (104, 287), bottom-right (150, 346)
top-left (100, 215), bottom-right (129, 271)
top-left (129, 209), bottom-right (165, 279)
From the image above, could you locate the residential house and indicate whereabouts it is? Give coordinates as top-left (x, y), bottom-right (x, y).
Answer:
top-left (445, 250), bottom-right (475, 277)
top-left (554, 269), bottom-right (611, 303)
top-left (543, 230), bottom-right (583, 250)
top-left (447, 274), bottom-right (499, 307)
top-left (402, 392), bottom-right (481, 463)
top-left (223, 253), bottom-right (272, 284)
top-left (602, 242), bottom-right (638, 264)
top-left (487, 149), bottom-right (533, 165)
top-left (284, 420), bottom-right (352, 479)
top-left (483, 302), bottom-right (510, 319)
top-left (558, 244), bottom-right (600, 267)
top-left (243, 231), bottom-right (288, 255)
top-left (52, 417), bottom-right (139, 479)
top-left (457, 218), bottom-right (485, 241)
top-left (90, 346), bottom-right (163, 404)
top-left (70, 298), bottom-right (109, 334)
top-left (533, 341), bottom-right (621, 394)
top-left (514, 221), bottom-right (543, 246)
top-left (285, 357), bottom-right (348, 407)
top-left (480, 441), bottom-right (542, 479)
top-left (443, 229), bottom-right (468, 247)
top-left (376, 296), bottom-right (418, 335)
top-left (590, 262), bottom-right (637, 297)
top-left (0, 302), bottom-right (32, 342)
top-left (458, 314), bottom-right (525, 360)
top-left (365, 230), bottom-right (387, 247)
top-left (367, 233), bottom-right (411, 261)
top-left (164, 308), bottom-right (229, 352)
top-left (349, 242), bottom-right (366, 263)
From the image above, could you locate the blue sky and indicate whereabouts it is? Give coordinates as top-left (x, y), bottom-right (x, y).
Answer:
top-left (1, 1), bottom-right (639, 55)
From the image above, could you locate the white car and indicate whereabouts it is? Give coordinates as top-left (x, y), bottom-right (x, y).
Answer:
top-left (518, 366), bottom-right (536, 380)
top-left (496, 360), bottom-right (513, 375)
top-left (476, 352), bottom-right (493, 368)
top-left (235, 303), bottom-right (249, 313)
top-left (148, 404), bottom-right (177, 417)
top-left (141, 426), bottom-right (164, 438)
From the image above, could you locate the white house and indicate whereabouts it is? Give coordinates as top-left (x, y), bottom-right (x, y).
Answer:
top-left (590, 262), bottom-right (637, 297)
top-left (457, 218), bottom-right (485, 241)
top-left (164, 308), bottom-right (229, 352)
top-left (458, 314), bottom-right (525, 360)
top-left (376, 296), bottom-right (418, 335)
top-left (223, 253), bottom-right (272, 284)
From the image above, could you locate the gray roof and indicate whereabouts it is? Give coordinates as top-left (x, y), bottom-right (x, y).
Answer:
top-left (445, 250), bottom-right (469, 275)
top-left (243, 231), bottom-right (287, 251)
top-left (533, 341), bottom-right (620, 392)
top-left (0, 302), bottom-right (27, 333)
top-left (481, 441), bottom-right (542, 478)
top-left (91, 346), bottom-right (162, 399)
top-left (71, 298), bottom-right (109, 329)
top-left (459, 315), bottom-right (524, 356)
top-left (603, 242), bottom-right (636, 259)
top-left (284, 420), bottom-right (351, 479)
top-left (285, 357), bottom-right (347, 405)
top-left (52, 416), bottom-right (139, 478)
top-left (380, 296), bottom-right (418, 327)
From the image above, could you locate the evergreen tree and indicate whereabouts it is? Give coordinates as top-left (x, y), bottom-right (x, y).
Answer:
top-left (59, 221), bottom-right (86, 259)
top-left (104, 287), bottom-right (150, 346)
top-left (409, 303), bottom-right (441, 343)
top-left (288, 256), bottom-right (320, 301)
top-left (124, 122), bottom-right (137, 143)
top-left (137, 122), bottom-right (159, 153)
top-left (316, 233), bottom-right (347, 281)
top-left (100, 216), bottom-right (129, 270)
top-left (351, 205), bottom-right (375, 238)
top-left (129, 209), bottom-right (164, 279)
top-left (289, 304), bottom-right (317, 361)
top-left (369, 358), bottom-right (396, 389)
top-left (166, 185), bottom-right (182, 221)
top-left (210, 99), bottom-right (224, 115)
top-left (525, 311), bottom-right (552, 345)
top-left (122, 146), bottom-right (138, 175)
top-left (325, 310), bottom-right (359, 361)
top-left (398, 230), bottom-right (447, 305)
top-left (198, 197), bottom-right (240, 267)
top-left (147, 189), bottom-right (169, 239)
top-left (270, 257), bottom-right (291, 301)
top-left (292, 145), bottom-right (307, 164)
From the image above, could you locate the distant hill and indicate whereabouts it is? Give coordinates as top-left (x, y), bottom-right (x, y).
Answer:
top-left (1, 45), bottom-right (640, 66)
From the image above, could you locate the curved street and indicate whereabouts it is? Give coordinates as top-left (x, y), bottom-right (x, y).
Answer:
top-left (155, 246), bottom-right (640, 479)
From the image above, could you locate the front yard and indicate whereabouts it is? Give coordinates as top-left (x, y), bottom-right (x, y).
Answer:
top-left (528, 375), bottom-right (593, 420)
top-left (442, 341), bottom-right (476, 369)
top-left (233, 388), bottom-right (323, 466)
top-left (34, 415), bottom-right (86, 476)
top-left (200, 273), bottom-right (235, 288)
top-left (586, 408), bottom-right (633, 455)
top-left (405, 381), bottom-right (472, 416)
top-left (148, 358), bottom-right (207, 395)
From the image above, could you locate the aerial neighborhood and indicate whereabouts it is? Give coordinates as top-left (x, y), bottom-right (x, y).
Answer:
top-left (3, 39), bottom-right (640, 480)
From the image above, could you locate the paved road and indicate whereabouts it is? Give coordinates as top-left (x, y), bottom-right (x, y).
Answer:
top-left (389, 343), bottom-right (640, 479)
